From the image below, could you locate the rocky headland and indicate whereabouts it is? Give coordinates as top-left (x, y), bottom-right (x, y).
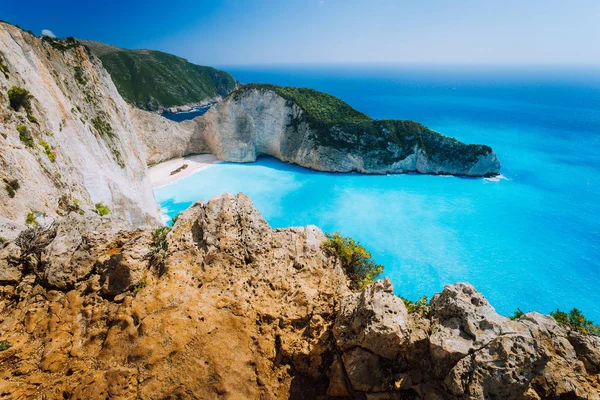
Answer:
top-left (132, 84), bottom-right (501, 177)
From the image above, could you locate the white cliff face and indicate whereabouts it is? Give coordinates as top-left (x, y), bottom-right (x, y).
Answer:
top-left (199, 88), bottom-right (501, 176)
top-left (129, 107), bottom-right (204, 166)
top-left (0, 23), bottom-right (160, 237)
top-left (135, 87), bottom-right (501, 177)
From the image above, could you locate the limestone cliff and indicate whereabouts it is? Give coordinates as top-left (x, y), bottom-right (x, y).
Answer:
top-left (133, 85), bottom-right (500, 176)
top-left (0, 194), bottom-right (597, 399)
top-left (0, 22), bottom-right (160, 238)
top-left (129, 106), bottom-right (206, 165)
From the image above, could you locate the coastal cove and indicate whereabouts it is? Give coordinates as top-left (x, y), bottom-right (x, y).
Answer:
top-left (154, 65), bottom-right (600, 321)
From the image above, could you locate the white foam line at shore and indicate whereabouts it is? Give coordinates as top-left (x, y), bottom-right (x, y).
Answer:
top-left (484, 174), bottom-right (509, 182)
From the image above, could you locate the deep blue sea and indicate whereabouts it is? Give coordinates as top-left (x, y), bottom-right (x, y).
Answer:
top-left (162, 105), bottom-right (211, 122)
top-left (154, 65), bottom-right (600, 320)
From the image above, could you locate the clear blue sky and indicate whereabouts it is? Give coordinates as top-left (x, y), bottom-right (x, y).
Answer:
top-left (3, 0), bottom-right (600, 66)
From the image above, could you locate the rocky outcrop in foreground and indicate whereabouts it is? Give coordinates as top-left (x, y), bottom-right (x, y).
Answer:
top-left (0, 194), bottom-right (597, 399)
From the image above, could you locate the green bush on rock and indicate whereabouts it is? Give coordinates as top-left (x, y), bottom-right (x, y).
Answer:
top-left (8, 86), bottom-right (37, 123)
top-left (25, 212), bottom-right (38, 226)
top-left (91, 116), bottom-right (114, 138)
top-left (39, 140), bottom-right (56, 162)
top-left (551, 308), bottom-right (600, 336)
top-left (0, 340), bottom-right (11, 352)
top-left (150, 226), bottom-right (171, 270)
top-left (93, 202), bottom-right (110, 216)
top-left (510, 308), bottom-right (526, 320)
top-left (321, 232), bottom-right (384, 290)
top-left (16, 125), bottom-right (34, 148)
top-left (401, 295), bottom-right (431, 316)
top-left (3, 179), bottom-right (19, 198)
top-left (8, 86), bottom-right (32, 112)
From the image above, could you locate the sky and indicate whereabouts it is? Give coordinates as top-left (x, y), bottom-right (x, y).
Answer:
top-left (2, 0), bottom-right (600, 66)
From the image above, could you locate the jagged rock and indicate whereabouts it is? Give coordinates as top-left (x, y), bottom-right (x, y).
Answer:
top-left (569, 331), bottom-right (600, 374)
top-left (333, 277), bottom-right (410, 359)
top-left (98, 230), bottom-right (154, 296)
top-left (429, 283), bottom-right (522, 377)
top-left (0, 194), bottom-right (350, 399)
top-left (327, 355), bottom-right (351, 397)
top-left (40, 213), bottom-right (127, 289)
top-left (342, 346), bottom-right (392, 392)
top-left (0, 196), bottom-right (598, 399)
top-left (0, 242), bottom-right (22, 282)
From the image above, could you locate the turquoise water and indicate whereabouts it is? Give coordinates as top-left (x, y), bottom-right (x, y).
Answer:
top-left (154, 66), bottom-right (600, 320)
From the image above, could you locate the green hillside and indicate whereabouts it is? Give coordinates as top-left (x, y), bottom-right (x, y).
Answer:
top-left (81, 40), bottom-right (236, 111)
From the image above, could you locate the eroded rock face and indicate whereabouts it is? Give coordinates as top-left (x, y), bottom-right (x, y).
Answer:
top-left (0, 195), bottom-right (598, 399)
top-left (195, 88), bottom-right (501, 176)
top-left (330, 281), bottom-right (600, 399)
top-left (132, 87), bottom-right (501, 177)
top-left (334, 277), bottom-right (410, 359)
top-left (0, 193), bottom-right (350, 399)
top-left (0, 22), bottom-right (160, 236)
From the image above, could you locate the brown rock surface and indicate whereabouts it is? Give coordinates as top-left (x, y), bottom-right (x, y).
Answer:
top-left (0, 194), bottom-right (598, 399)
top-left (0, 193), bottom-right (349, 399)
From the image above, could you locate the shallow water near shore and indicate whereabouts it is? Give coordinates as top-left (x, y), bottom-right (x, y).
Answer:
top-left (154, 65), bottom-right (600, 320)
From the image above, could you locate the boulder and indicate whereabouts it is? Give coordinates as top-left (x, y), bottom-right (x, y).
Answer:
top-left (0, 242), bottom-right (22, 283)
top-left (40, 213), bottom-right (127, 289)
top-left (333, 278), bottom-right (410, 359)
top-left (99, 230), bottom-right (154, 296)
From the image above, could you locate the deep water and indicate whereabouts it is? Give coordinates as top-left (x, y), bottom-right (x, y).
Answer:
top-left (154, 65), bottom-right (600, 320)
top-left (161, 105), bottom-right (211, 122)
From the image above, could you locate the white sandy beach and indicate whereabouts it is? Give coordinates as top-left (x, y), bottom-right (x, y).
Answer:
top-left (148, 154), bottom-right (220, 188)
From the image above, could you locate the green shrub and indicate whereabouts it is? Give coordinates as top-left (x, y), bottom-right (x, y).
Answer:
top-left (0, 237), bottom-right (5, 247)
top-left (152, 226), bottom-right (170, 251)
top-left (8, 86), bottom-right (32, 112)
top-left (551, 308), bottom-right (600, 336)
top-left (150, 226), bottom-right (171, 270)
top-left (3, 179), bottom-right (19, 198)
top-left (73, 66), bottom-right (87, 85)
top-left (0, 53), bottom-right (8, 78)
top-left (0, 340), bottom-right (11, 352)
top-left (58, 195), bottom-right (85, 216)
top-left (39, 140), bottom-right (56, 162)
top-left (94, 202), bottom-right (110, 216)
top-left (25, 212), bottom-right (38, 226)
top-left (17, 125), bottom-right (34, 148)
top-left (41, 36), bottom-right (79, 52)
top-left (510, 308), bottom-right (526, 320)
top-left (91, 116), bottom-right (114, 138)
top-left (134, 278), bottom-right (147, 294)
top-left (170, 212), bottom-right (181, 225)
top-left (321, 232), bottom-right (384, 290)
top-left (111, 148), bottom-right (125, 168)
top-left (401, 295), bottom-right (431, 316)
